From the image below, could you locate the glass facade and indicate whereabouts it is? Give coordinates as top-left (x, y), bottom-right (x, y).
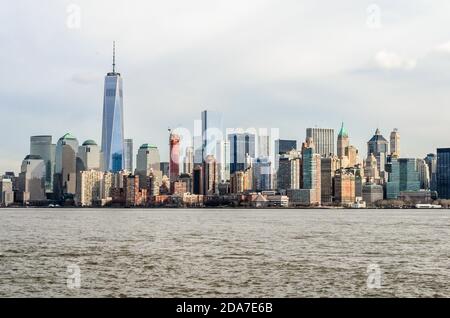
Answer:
top-left (201, 110), bottom-right (223, 162)
top-left (437, 148), bottom-right (450, 199)
top-left (101, 73), bottom-right (124, 172)
top-left (228, 133), bottom-right (256, 174)
top-left (386, 158), bottom-right (420, 199)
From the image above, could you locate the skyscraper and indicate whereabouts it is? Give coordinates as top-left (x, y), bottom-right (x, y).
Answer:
top-left (390, 129), bottom-right (400, 157)
top-left (337, 123), bottom-right (349, 160)
top-left (252, 157), bottom-right (272, 191)
top-left (437, 148), bottom-right (450, 199)
top-left (30, 135), bottom-right (55, 194)
top-left (425, 153), bottom-right (437, 191)
top-left (77, 140), bottom-right (100, 171)
top-left (124, 139), bottom-right (133, 172)
top-left (135, 144), bottom-right (161, 189)
top-left (201, 110), bottom-right (223, 162)
top-left (183, 146), bottom-right (194, 175)
top-left (101, 42), bottom-right (125, 172)
top-left (18, 155), bottom-right (46, 204)
top-left (216, 140), bottom-right (230, 182)
top-left (306, 128), bottom-right (335, 157)
top-left (301, 138), bottom-right (321, 204)
top-left (169, 131), bottom-right (181, 187)
top-left (386, 158), bottom-right (420, 199)
top-left (228, 133), bottom-right (256, 174)
top-left (204, 155), bottom-right (218, 195)
top-left (367, 128), bottom-right (389, 176)
top-left (54, 133), bottom-right (79, 199)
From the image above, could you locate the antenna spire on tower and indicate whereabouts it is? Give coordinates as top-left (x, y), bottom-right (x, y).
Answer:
top-left (112, 41), bottom-right (116, 73)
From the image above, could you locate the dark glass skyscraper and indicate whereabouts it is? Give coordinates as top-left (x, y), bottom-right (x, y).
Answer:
top-left (437, 148), bottom-right (450, 199)
top-left (101, 42), bottom-right (124, 172)
top-left (228, 133), bottom-right (256, 174)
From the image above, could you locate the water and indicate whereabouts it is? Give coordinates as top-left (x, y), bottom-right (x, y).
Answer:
top-left (0, 208), bottom-right (449, 298)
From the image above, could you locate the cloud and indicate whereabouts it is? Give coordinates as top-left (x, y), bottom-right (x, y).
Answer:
top-left (374, 50), bottom-right (417, 71)
top-left (434, 41), bottom-right (450, 54)
top-left (71, 72), bottom-right (101, 85)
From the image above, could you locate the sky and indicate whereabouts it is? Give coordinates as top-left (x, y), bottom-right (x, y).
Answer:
top-left (1, 0), bottom-right (450, 173)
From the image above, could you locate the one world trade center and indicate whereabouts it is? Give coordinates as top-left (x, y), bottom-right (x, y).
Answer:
top-left (101, 42), bottom-right (124, 172)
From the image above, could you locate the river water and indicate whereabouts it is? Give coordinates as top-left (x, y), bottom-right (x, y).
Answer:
top-left (0, 208), bottom-right (449, 297)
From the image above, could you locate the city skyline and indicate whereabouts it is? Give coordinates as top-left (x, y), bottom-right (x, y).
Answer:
top-left (3, 1), bottom-right (450, 173)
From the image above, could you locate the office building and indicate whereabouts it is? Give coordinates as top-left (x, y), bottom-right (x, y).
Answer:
top-left (101, 42), bottom-right (125, 172)
top-left (306, 128), bottom-right (334, 157)
top-left (135, 144), bottom-right (160, 189)
top-left (183, 146), bottom-right (194, 175)
top-left (425, 153), bottom-right (437, 191)
top-left (301, 138), bottom-right (321, 204)
top-left (228, 132), bottom-right (256, 174)
top-left (253, 157), bottom-right (272, 192)
top-left (54, 133), bottom-right (79, 199)
top-left (417, 159), bottom-right (430, 190)
top-left (216, 140), bottom-right (230, 182)
top-left (30, 135), bottom-right (55, 193)
top-left (78, 140), bottom-right (100, 171)
top-left (390, 129), bottom-right (400, 157)
top-left (201, 110), bottom-right (223, 162)
top-left (337, 123), bottom-right (349, 160)
top-left (0, 179), bottom-right (14, 207)
top-left (321, 155), bottom-right (340, 203)
top-left (169, 131), bottom-right (181, 184)
top-left (204, 155), bottom-right (218, 195)
top-left (124, 139), bottom-right (133, 172)
top-left (367, 128), bottom-right (389, 175)
top-left (362, 183), bottom-right (384, 206)
top-left (386, 158), bottom-right (420, 199)
top-left (18, 155), bottom-right (46, 204)
top-left (334, 168), bottom-right (356, 205)
top-left (437, 148), bottom-right (450, 199)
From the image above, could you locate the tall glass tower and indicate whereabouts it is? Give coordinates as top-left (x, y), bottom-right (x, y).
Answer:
top-left (101, 42), bottom-right (124, 172)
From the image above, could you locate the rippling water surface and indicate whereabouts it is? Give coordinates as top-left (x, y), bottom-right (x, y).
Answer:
top-left (0, 208), bottom-right (449, 297)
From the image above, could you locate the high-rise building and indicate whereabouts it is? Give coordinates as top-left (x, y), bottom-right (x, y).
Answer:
top-left (337, 123), bottom-right (349, 160)
top-left (386, 158), bottom-right (420, 200)
top-left (257, 134), bottom-right (271, 158)
top-left (169, 131), bottom-right (181, 184)
top-left (367, 128), bottom-right (389, 176)
top-left (321, 155), bottom-right (340, 203)
top-left (390, 129), bottom-right (400, 157)
top-left (417, 159), bottom-right (430, 190)
top-left (301, 138), bottom-right (321, 204)
top-left (425, 153), bottom-right (437, 191)
top-left (334, 168), bottom-right (356, 205)
top-left (275, 139), bottom-right (297, 155)
top-left (364, 153), bottom-right (379, 183)
top-left (18, 155), bottom-right (46, 204)
top-left (192, 164), bottom-right (203, 195)
top-left (78, 140), bottom-right (100, 171)
top-left (362, 183), bottom-right (384, 206)
top-left (54, 133), bottom-right (79, 199)
top-left (228, 133), bottom-right (256, 174)
top-left (76, 170), bottom-right (104, 206)
top-left (0, 178), bottom-right (14, 207)
top-left (253, 157), bottom-right (272, 191)
top-left (437, 148), bottom-right (450, 199)
top-left (30, 135), bottom-right (55, 194)
top-left (216, 140), bottom-right (230, 182)
top-left (124, 139), bottom-right (133, 172)
top-left (201, 110), bottom-right (223, 162)
top-left (277, 150), bottom-right (300, 192)
top-left (183, 146), bottom-right (194, 175)
top-left (306, 128), bottom-right (335, 157)
top-left (204, 155), bottom-right (218, 195)
top-left (101, 42), bottom-right (125, 172)
top-left (135, 144), bottom-right (160, 189)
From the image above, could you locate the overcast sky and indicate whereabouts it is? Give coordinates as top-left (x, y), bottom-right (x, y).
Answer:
top-left (1, 0), bottom-right (450, 173)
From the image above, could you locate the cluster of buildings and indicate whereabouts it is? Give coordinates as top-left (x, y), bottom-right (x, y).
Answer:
top-left (2, 45), bottom-right (450, 208)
